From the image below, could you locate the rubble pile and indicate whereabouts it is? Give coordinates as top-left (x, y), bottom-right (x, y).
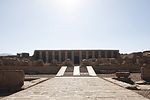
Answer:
top-left (0, 57), bottom-right (44, 66)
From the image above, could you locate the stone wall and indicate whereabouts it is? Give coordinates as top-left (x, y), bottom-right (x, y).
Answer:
top-left (140, 53), bottom-right (150, 81)
top-left (0, 57), bottom-right (44, 67)
top-left (0, 66), bottom-right (60, 74)
top-left (93, 65), bottom-right (140, 74)
top-left (0, 70), bottom-right (24, 90)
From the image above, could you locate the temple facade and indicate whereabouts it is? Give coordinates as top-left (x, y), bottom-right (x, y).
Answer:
top-left (33, 50), bottom-right (119, 64)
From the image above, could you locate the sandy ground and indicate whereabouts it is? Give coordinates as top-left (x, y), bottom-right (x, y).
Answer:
top-left (98, 73), bottom-right (150, 99)
top-left (97, 73), bottom-right (141, 81)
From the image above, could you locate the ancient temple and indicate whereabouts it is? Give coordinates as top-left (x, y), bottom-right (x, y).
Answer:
top-left (33, 49), bottom-right (119, 64)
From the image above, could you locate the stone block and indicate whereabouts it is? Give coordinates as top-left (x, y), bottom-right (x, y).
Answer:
top-left (141, 67), bottom-right (150, 81)
top-left (116, 72), bottom-right (130, 78)
top-left (0, 70), bottom-right (24, 91)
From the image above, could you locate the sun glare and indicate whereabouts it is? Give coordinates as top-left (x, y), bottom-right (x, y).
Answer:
top-left (61, 0), bottom-right (78, 7)
top-left (53, 0), bottom-right (82, 13)
top-left (36, 0), bottom-right (84, 15)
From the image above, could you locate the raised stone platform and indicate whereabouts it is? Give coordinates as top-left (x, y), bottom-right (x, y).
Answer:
top-left (1, 77), bottom-right (148, 100)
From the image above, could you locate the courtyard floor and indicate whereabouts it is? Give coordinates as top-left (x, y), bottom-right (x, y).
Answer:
top-left (1, 76), bottom-right (148, 100)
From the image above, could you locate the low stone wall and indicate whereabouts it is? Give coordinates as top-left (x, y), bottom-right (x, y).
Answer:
top-left (0, 70), bottom-right (24, 90)
top-left (116, 72), bottom-right (130, 78)
top-left (0, 66), bottom-right (61, 74)
top-left (0, 65), bottom-right (140, 74)
top-left (93, 65), bottom-right (140, 74)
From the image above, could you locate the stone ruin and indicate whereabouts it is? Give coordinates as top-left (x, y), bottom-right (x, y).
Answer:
top-left (0, 51), bottom-right (145, 68)
top-left (0, 70), bottom-right (24, 91)
top-left (119, 52), bottom-right (143, 67)
top-left (62, 59), bottom-right (74, 67)
top-left (0, 56), bottom-right (44, 91)
top-left (0, 50), bottom-right (150, 92)
top-left (141, 51), bottom-right (150, 81)
top-left (0, 57), bottom-right (44, 67)
top-left (80, 58), bottom-right (120, 67)
top-left (0, 50), bottom-right (150, 81)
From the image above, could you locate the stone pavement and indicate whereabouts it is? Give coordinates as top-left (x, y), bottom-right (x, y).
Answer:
top-left (1, 77), bottom-right (148, 100)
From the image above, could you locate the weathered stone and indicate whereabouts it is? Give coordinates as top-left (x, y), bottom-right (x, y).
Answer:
top-left (32, 60), bottom-right (44, 66)
top-left (141, 55), bottom-right (150, 81)
top-left (116, 72), bottom-right (130, 78)
top-left (17, 53), bottom-right (29, 58)
top-left (141, 67), bottom-right (150, 81)
top-left (0, 70), bottom-right (24, 91)
top-left (62, 59), bottom-right (74, 67)
top-left (80, 59), bottom-right (89, 67)
top-left (126, 85), bottom-right (139, 90)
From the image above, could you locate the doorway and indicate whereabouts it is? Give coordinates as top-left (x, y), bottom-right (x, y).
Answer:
top-left (74, 56), bottom-right (80, 65)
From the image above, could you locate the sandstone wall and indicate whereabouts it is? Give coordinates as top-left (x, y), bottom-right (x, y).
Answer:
top-left (0, 66), bottom-right (61, 74)
top-left (0, 70), bottom-right (24, 90)
top-left (93, 65), bottom-right (140, 74)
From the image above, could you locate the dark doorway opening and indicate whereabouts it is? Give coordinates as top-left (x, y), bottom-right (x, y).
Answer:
top-left (74, 56), bottom-right (79, 65)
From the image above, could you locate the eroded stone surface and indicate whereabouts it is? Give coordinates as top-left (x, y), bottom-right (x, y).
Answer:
top-left (0, 70), bottom-right (24, 90)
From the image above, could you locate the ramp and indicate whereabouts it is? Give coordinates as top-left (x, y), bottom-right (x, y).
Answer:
top-left (86, 66), bottom-right (97, 76)
top-left (73, 66), bottom-right (80, 76)
top-left (56, 66), bottom-right (67, 77)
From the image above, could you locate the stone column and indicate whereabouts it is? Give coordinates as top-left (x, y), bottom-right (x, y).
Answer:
top-left (79, 51), bottom-right (82, 64)
top-left (105, 51), bottom-right (107, 58)
top-left (65, 51), bottom-right (68, 60)
top-left (92, 51), bottom-right (95, 59)
top-left (111, 51), bottom-right (114, 58)
top-left (39, 51), bottom-right (42, 60)
top-left (98, 51), bottom-right (101, 58)
top-left (86, 51), bottom-right (89, 59)
top-left (59, 50), bottom-right (61, 62)
top-left (72, 51), bottom-right (74, 64)
top-left (52, 50), bottom-right (55, 62)
top-left (46, 51), bottom-right (49, 63)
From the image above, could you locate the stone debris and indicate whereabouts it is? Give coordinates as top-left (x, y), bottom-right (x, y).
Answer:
top-left (116, 72), bottom-right (130, 78)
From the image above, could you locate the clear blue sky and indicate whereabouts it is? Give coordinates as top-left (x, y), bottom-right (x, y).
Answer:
top-left (0, 0), bottom-right (150, 55)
